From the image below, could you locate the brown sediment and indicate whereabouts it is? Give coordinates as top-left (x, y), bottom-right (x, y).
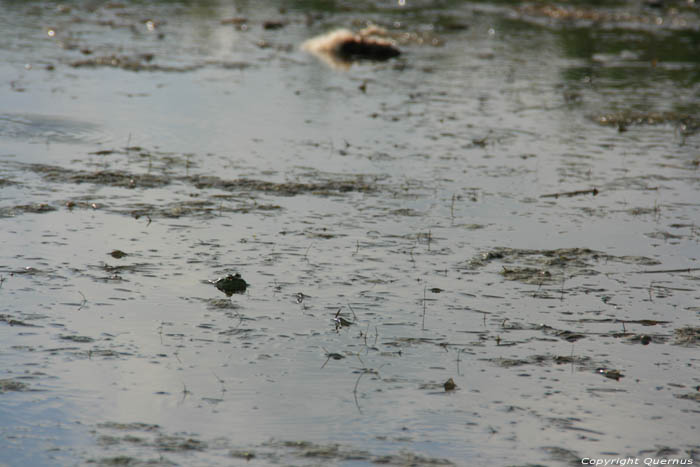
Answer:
top-left (0, 203), bottom-right (56, 217)
top-left (466, 247), bottom-right (661, 284)
top-left (485, 354), bottom-right (595, 369)
top-left (70, 54), bottom-right (251, 73)
top-left (0, 379), bottom-right (31, 393)
top-left (189, 174), bottom-right (378, 196)
top-left (593, 111), bottom-right (698, 135)
top-left (0, 314), bottom-right (40, 327)
top-left (672, 326), bottom-right (700, 346)
top-left (220, 17), bottom-right (247, 26)
top-left (265, 440), bottom-right (455, 465)
top-left (516, 4), bottom-right (696, 30)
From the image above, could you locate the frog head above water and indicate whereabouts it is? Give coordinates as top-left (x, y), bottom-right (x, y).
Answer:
top-left (211, 273), bottom-right (248, 296)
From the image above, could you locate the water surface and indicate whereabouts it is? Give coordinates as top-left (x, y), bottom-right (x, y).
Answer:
top-left (1, 0), bottom-right (699, 465)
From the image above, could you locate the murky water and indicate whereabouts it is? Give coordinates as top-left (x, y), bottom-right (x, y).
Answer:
top-left (1, 0), bottom-right (699, 465)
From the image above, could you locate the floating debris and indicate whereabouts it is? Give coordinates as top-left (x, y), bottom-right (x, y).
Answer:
top-left (467, 247), bottom-right (661, 284)
top-left (674, 392), bottom-right (700, 403)
top-left (266, 440), bottom-right (455, 465)
top-left (593, 111), bottom-right (698, 135)
top-left (0, 314), bottom-right (40, 327)
top-left (542, 446), bottom-right (583, 465)
top-left (70, 54), bottom-right (251, 73)
top-left (263, 20), bottom-right (286, 30)
top-left (0, 203), bottom-right (56, 217)
top-left (501, 266), bottom-right (552, 284)
top-left (540, 188), bottom-right (599, 199)
top-left (672, 326), bottom-right (700, 347)
top-left (70, 54), bottom-right (195, 73)
top-left (230, 450), bottom-right (256, 460)
top-left (190, 174), bottom-right (377, 196)
top-left (486, 354), bottom-right (595, 369)
top-left (155, 435), bottom-right (206, 452)
top-left (220, 17), bottom-right (248, 27)
top-left (23, 163), bottom-right (171, 189)
top-left (545, 327), bottom-right (586, 343)
top-left (97, 422), bottom-right (160, 432)
top-left (516, 4), bottom-right (696, 31)
top-left (210, 273), bottom-right (248, 296)
top-left (0, 379), bottom-right (30, 393)
top-left (60, 335), bottom-right (95, 343)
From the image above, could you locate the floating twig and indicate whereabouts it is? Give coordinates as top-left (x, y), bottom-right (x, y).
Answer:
top-left (321, 347), bottom-right (345, 369)
top-left (353, 371), bottom-right (366, 414)
top-left (180, 383), bottom-right (192, 403)
top-left (347, 304), bottom-right (358, 321)
top-left (570, 343), bottom-right (575, 374)
top-left (540, 188), bottom-right (599, 199)
top-left (560, 275), bottom-right (566, 301)
top-left (422, 285), bottom-right (427, 330)
top-left (304, 242), bottom-right (314, 262)
top-left (212, 371), bottom-right (226, 394)
top-left (351, 354), bottom-right (382, 414)
top-left (636, 267), bottom-right (700, 274)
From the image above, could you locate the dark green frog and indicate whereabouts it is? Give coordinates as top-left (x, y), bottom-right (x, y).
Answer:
top-left (211, 273), bottom-right (248, 296)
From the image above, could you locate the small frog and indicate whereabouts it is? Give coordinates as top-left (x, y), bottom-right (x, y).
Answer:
top-left (332, 308), bottom-right (354, 331)
top-left (596, 368), bottom-right (624, 381)
top-left (211, 273), bottom-right (248, 296)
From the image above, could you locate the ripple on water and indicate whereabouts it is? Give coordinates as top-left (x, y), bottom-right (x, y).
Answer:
top-left (0, 113), bottom-right (111, 145)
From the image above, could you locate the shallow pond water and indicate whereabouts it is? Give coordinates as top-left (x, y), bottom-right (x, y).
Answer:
top-left (1, 0), bottom-right (699, 465)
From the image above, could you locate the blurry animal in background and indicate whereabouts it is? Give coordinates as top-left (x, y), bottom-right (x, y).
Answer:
top-left (302, 26), bottom-right (400, 69)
